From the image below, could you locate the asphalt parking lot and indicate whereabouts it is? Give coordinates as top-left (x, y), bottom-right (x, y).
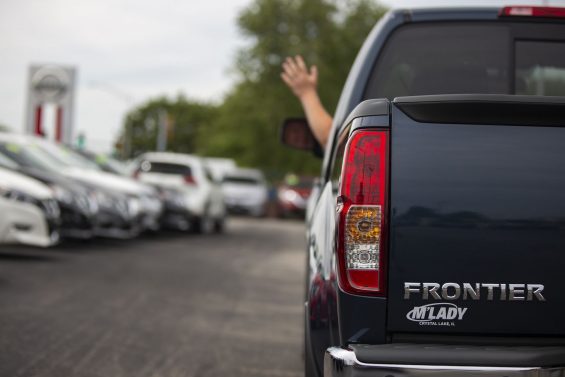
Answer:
top-left (0, 218), bottom-right (306, 377)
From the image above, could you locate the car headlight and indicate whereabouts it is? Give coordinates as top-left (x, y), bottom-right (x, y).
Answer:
top-left (0, 187), bottom-right (41, 206)
top-left (114, 196), bottom-right (129, 217)
top-left (74, 192), bottom-right (97, 215)
top-left (86, 191), bottom-right (100, 214)
top-left (51, 185), bottom-right (74, 205)
top-left (0, 187), bottom-right (59, 218)
top-left (127, 197), bottom-right (141, 218)
top-left (94, 190), bottom-right (114, 209)
top-left (41, 199), bottom-right (61, 219)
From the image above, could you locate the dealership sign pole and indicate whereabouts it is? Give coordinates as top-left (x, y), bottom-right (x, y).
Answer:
top-left (25, 64), bottom-right (76, 144)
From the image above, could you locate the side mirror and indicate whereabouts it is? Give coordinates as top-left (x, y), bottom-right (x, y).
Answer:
top-left (280, 118), bottom-right (323, 158)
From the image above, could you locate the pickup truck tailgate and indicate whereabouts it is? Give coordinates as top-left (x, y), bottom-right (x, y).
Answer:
top-left (387, 96), bottom-right (565, 335)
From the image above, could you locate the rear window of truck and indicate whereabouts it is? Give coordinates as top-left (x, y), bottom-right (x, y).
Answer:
top-left (223, 176), bottom-right (260, 185)
top-left (140, 161), bottom-right (192, 176)
top-left (364, 22), bottom-right (565, 99)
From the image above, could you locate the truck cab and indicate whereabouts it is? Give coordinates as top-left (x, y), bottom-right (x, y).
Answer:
top-left (284, 6), bottom-right (565, 377)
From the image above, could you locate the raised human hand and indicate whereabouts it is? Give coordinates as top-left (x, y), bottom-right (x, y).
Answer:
top-left (281, 55), bottom-right (318, 99)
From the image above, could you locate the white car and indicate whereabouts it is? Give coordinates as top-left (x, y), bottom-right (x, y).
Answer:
top-left (132, 152), bottom-right (226, 233)
top-left (0, 167), bottom-right (60, 247)
top-left (222, 168), bottom-right (268, 217)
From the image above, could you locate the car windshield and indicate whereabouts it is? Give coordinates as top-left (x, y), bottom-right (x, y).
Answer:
top-left (39, 143), bottom-right (102, 170)
top-left (0, 142), bottom-right (67, 173)
top-left (0, 151), bottom-right (19, 170)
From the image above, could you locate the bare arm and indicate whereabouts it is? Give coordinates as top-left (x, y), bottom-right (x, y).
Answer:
top-left (281, 56), bottom-right (333, 148)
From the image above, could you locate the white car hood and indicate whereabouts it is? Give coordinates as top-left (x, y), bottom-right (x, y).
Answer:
top-left (62, 167), bottom-right (150, 195)
top-left (0, 168), bottom-right (53, 199)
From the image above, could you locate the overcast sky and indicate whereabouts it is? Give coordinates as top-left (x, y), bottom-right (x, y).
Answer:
top-left (1, 0), bottom-right (564, 152)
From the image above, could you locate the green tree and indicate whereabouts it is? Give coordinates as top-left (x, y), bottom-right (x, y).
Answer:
top-left (0, 124), bottom-right (11, 132)
top-left (118, 95), bottom-right (218, 158)
top-left (197, 0), bottom-right (387, 177)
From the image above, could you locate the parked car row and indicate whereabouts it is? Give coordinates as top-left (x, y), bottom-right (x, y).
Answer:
top-left (0, 133), bottom-right (231, 248)
top-left (72, 146), bottom-right (315, 220)
top-left (0, 130), bottom-right (316, 248)
top-left (130, 153), bottom-right (273, 219)
top-left (79, 148), bottom-right (309, 220)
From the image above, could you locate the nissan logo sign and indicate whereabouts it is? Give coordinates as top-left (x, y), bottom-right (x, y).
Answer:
top-left (31, 66), bottom-right (69, 100)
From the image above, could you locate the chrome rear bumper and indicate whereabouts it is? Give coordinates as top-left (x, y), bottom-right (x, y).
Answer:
top-left (325, 347), bottom-right (565, 377)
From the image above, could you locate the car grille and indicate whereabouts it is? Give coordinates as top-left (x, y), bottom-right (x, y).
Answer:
top-left (40, 199), bottom-right (61, 220)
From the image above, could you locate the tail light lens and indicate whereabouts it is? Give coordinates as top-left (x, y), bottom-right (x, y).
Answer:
top-left (337, 130), bottom-right (388, 296)
top-left (500, 6), bottom-right (565, 18)
top-left (184, 175), bottom-right (196, 185)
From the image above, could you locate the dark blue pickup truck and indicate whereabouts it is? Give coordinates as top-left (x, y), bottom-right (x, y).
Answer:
top-left (282, 6), bottom-right (565, 377)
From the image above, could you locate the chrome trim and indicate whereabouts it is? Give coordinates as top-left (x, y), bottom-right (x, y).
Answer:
top-left (324, 347), bottom-right (565, 377)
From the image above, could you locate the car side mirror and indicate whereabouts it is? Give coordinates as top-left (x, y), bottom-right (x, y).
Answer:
top-left (280, 118), bottom-right (323, 158)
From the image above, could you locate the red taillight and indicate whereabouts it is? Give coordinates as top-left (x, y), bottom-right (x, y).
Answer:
top-left (500, 6), bottom-right (565, 18)
top-left (184, 175), bottom-right (196, 185)
top-left (337, 130), bottom-right (388, 296)
top-left (132, 170), bottom-right (140, 180)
